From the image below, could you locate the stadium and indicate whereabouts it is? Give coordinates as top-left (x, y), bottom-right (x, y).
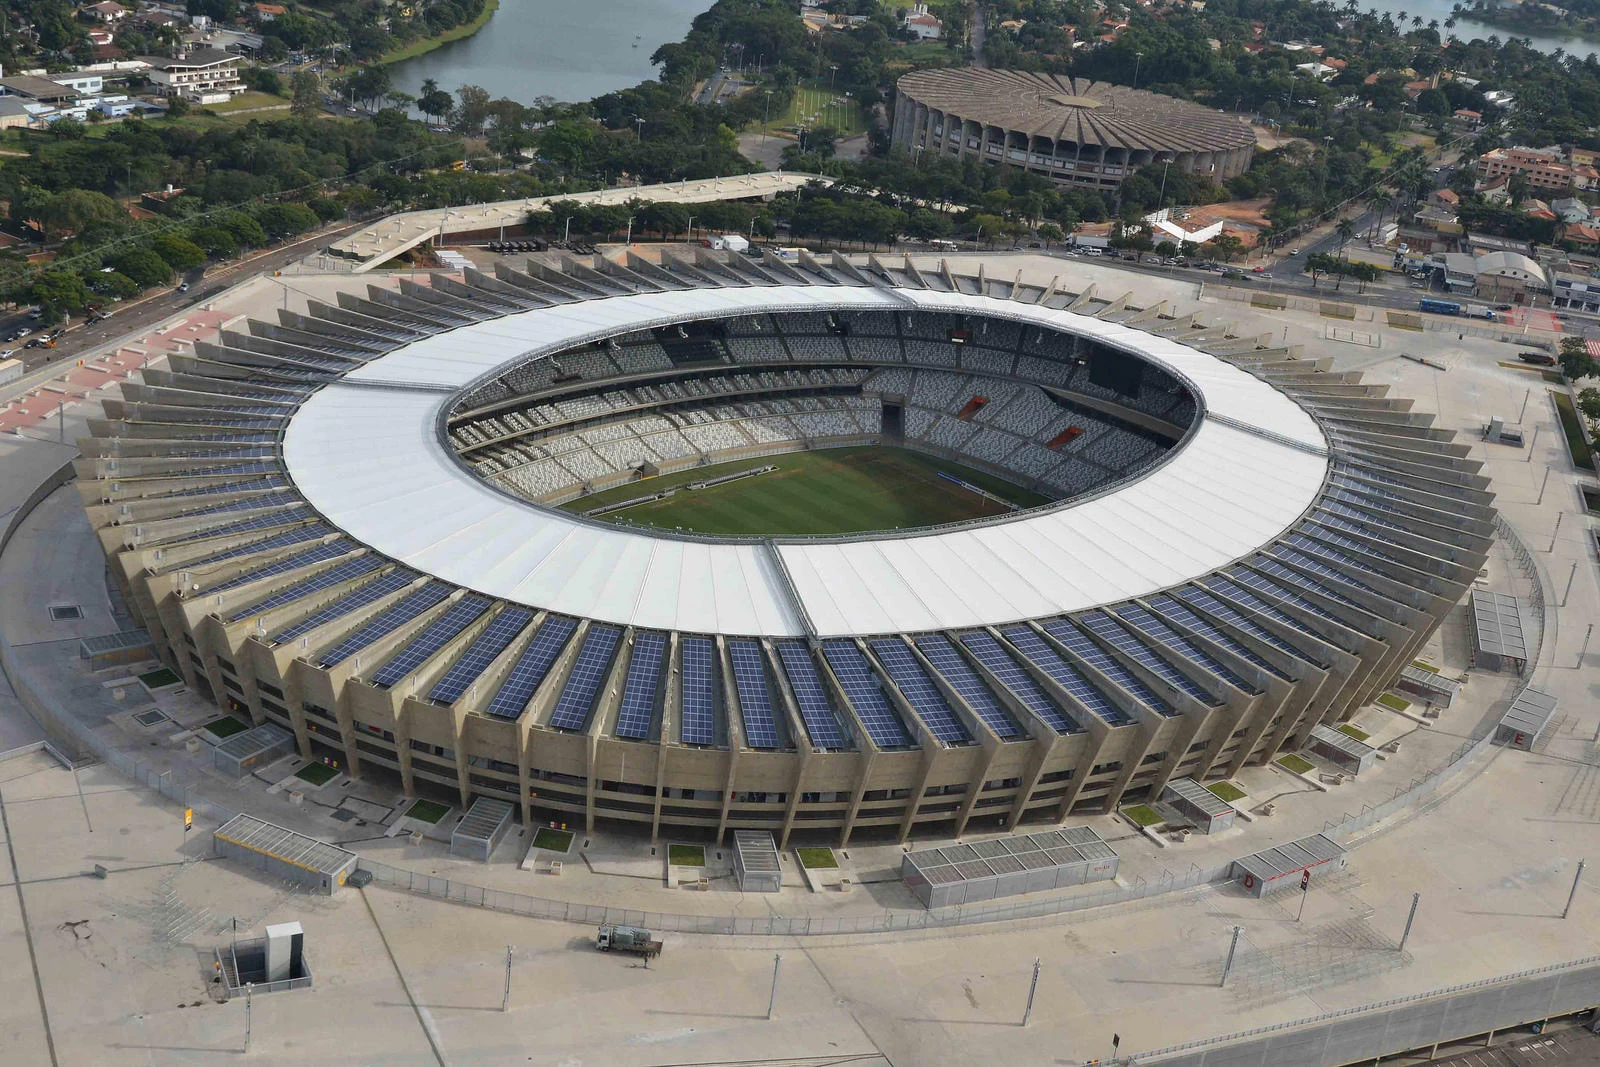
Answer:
top-left (79, 249), bottom-right (1492, 847)
top-left (892, 69), bottom-right (1257, 189)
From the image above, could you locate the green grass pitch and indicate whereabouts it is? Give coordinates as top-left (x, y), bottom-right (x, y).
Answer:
top-left (565, 447), bottom-right (1052, 537)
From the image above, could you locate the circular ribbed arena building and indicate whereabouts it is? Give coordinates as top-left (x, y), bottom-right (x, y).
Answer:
top-left (81, 249), bottom-right (1492, 848)
top-left (892, 69), bottom-right (1257, 189)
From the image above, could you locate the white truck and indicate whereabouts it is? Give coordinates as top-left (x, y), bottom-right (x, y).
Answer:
top-left (702, 233), bottom-right (750, 253)
top-left (596, 923), bottom-right (662, 959)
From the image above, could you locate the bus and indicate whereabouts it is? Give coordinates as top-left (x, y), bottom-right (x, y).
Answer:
top-left (1420, 298), bottom-right (1497, 320)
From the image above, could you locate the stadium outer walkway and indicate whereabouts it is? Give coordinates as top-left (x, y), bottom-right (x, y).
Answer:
top-left (327, 172), bottom-right (831, 272)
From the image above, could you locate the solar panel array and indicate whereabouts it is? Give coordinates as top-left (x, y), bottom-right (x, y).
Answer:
top-left (184, 523), bottom-right (330, 569)
top-left (1039, 619), bottom-right (1175, 716)
top-left (679, 637), bottom-right (718, 745)
top-left (1199, 576), bottom-right (1333, 648)
top-left (1230, 565), bottom-right (1371, 637)
top-left (1299, 524), bottom-right (1405, 569)
top-left (168, 506), bottom-right (314, 548)
top-left (999, 624), bottom-right (1132, 727)
top-left (911, 635), bottom-right (1022, 739)
top-left (428, 606), bottom-right (534, 704)
top-left (228, 554), bottom-right (383, 622)
top-left (272, 569), bottom-right (417, 645)
top-left (615, 631), bottom-right (666, 739)
top-left (822, 640), bottom-right (913, 749)
top-left (1146, 594), bottom-right (1288, 681)
top-left (548, 625), bottom-right (621, 731)
top-left (1115, 603), bottom-right (1255, 693)
top-left (728, 640), bottom-right (781, 749)
top-left (1078, 612), bottom-right (1213, 706)
top-left (870, 639), bottom-right (973, 745)
top-left (205, 540), bottom-right (351, 593)
top-left (775, 641), bottom-right (849, 749)
top-left (957, 630), bottom-right (1079, 734)
top-left (369, 593), bottom-right (492, 687)
top-left (485, 615), bottom-right (577, 718)
top-left (318, 583), bottom-right (454, 668)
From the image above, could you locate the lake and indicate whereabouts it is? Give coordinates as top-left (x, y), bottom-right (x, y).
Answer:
top-left (1357, 0), bottom-right (1600, 58)
top-left (389, 0), bottom-right (714, 105)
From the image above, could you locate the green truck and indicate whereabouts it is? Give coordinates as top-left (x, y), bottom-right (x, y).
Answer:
top-left (596, 923), bottom-right (662, 959)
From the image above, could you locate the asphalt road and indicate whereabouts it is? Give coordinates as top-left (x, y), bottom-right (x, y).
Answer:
top-left (0, 222), bottom-right (362, 381)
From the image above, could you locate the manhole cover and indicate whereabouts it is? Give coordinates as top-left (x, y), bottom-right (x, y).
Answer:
top-left (134, 709), bottom-right (171, 727)
top-left (48, 605), bottom-right (83, 621)
top-left (331, 809), bottom-right (357, 822)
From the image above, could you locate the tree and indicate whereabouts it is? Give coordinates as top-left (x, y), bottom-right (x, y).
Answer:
top-left (417, 78), bottom-right (454, 124)
top-left (1332, 218), bottom-right (1357, 290)
top-left (219, 213), bottom-right (267, 249)
top-left (165, 95), bottom-right (190, 118)
top-left (290, 71), bottom-right (322, 118)
top-left (255, 203), bottom-right (320, 237)
top-left (188, 227), bottom-right (238, 259)
top-left (37, 190), bottom-right (123, 241)
top-left (1577, 387), bottom-right (1600, 425)
top-left (114, 249), bottom-right (174, 288)
top-left (344, 66), bottom-right (392, 111)
top-left (1205, 234), bottom-right (1244, 262)
top-left (1037, 222), bottom-right (1064, 249)
top-left (1559, 337), bottom-right (1599, 380)
top-left (152, 233), bottom-right (207, 271)
top-left (30, 270), bottom-right (89, 319)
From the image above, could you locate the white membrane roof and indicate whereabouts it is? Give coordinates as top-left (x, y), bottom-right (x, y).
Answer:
top-left (282, 287), bottom-right (1329, 637)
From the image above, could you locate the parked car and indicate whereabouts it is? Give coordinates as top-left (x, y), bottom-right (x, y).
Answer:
top-left (1518, 351), bottom-right (1556, 366)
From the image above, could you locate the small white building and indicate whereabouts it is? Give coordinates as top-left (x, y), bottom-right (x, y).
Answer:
top-left (903, 4), bottom-right (943, 39)
top-left (1142, 207), bottom-right (1224, 247)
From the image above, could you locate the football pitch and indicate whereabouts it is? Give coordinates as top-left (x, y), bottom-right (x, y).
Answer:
top-left (564, 446), bottom-right (1053, 536)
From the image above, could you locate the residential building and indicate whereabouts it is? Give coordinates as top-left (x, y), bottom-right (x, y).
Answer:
top-left (1474, 250), bottom-right (1549, 304)
top-left (0, 97), bottom-right (32, 130)
top-left (0, 76), bottom-right (81, 103)
top-left (1552, 197), bottom-right (1591, 224)
top-left (87, 0), bottom-right (130, 21)
top-left (903, 3), bottom-right (943, 38)
top-left (1476, 146), bottom-right (1575, 192)
top-left (142, 48), bottom-right (246, 102)
top-left (1453, 108), bottom-right (1482, 126)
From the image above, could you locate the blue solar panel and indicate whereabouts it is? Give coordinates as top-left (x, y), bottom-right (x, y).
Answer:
top-left (229, 555), bottom-right (383, 621)
top-left (429, 607), bottom-right (534, 704)
top-left (1235, 564), bottom-right (1373, 634)
top-left (319, 584), bottom-right (455, 668)
top-left (615, 631), bottom-right (666, 739)
top-left (870, 639), bottom-right (971, 745)
top-left (728, 640), bottom-right (780, 749)
top-left (184, 524), bottom-right (330, 569)
top-left (822, 640), bottom-right (913, 749)
top-left (272, 569), bottom-right (417, 645)
top-left (679, 637), bottom-right (718, 746)
top-left (182, 489), bottom-right (300, 519)
top-left (205, 540), bottom-right (351, 593)
top-left (1146, 594), bottom-right (1288, 681)
top-left (1000, 624), bottom-right (1134, 727)
top-left (163, 506), bottom-right (313, 548)
top-left (908, 633), bottom-right (1017, 742)
top-left (1078, 611), bottom-right (1219, 706)
top-left (912, 634), bottom-right (1022, 739)
top-left (1115, 604), bottom-right (1256, 693)
top-left (774, 642), bottom-right (849, 749)
top-left (486, 615), bottom-right (577, 719)
top-left (1198, 576), bottom-right (1334, 649)
top-left (368, 593), bottom-right (491, 687)
top-left (1039, 619), bottom-right (1176, 716)
top-left (957, 630), bottom-right (1080, 734)
top-left (548, 625), bottom-right (620, 731)
top-left (1299, 524), bottom-right (1407, 569)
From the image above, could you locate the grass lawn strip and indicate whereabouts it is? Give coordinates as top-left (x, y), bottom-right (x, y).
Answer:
top-left (1206, 781), bottom-right (1247, 803)
top-left (1337, 723), bottom-right (1372, 742)
top-left (1551, 389), bottom-right (1594, 467)
top-left (532, 826), bottom-right (574, 853)
top-left (1410, 660), bottom-right (1439, 673)
top-left (796, 847), bottom-right (838, 869)
top-left (1376, 692), bottom-right (1412, 712)
top-left (1121, 803), bottom-right (1163, 828)
top-left (294, 761), bottom-right (339, 786)
top-left (404, 799), bottom-right (451, 824)
top-left (139, 667), bottom-right (182, 689)
top-left (202, 715), bottom-right (247, 739)
top-left (668, 843), bottom-right (706, 866)
top-left (1277, 753), bottom-right (1316, 775)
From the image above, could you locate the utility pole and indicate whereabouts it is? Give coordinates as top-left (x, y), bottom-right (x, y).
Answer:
top-left (502, 945), bottom-right (513, 1012)
top-left (1562, 860), bottom-right (1586, 919)
top-left (1021, 957), bottom-right (1041, 1026)
top-left (244, 982), bottom-right (253, 1052)
top-left (1561, 561), bottom-right (1578, 606)
top-left (1399, 892), bottom-right (1420, 954)
top-left (766, 953), bottom-right (781, 1020)
top-left (1220, 926), bottom-right (1243, 987)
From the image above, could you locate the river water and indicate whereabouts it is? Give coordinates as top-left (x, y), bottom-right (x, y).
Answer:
top-left (388, 0), bottom-right (713, 105)
top-left (1356, 0), bottom-right (1599, 57)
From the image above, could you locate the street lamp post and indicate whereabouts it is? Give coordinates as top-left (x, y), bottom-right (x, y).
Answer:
top-left (625, 214), bottom-right (636, 246)
top-left (634, 116), bottom-right (645, 141)
top-left (1133, 51), bottom-right (1144, 91)
top-left (761, 90), bottom-right (772, 146)
top-left (1158, 154), bottom-right (1174, 208)
top-left (686, 215), bottom-right (696, 243)
top-left (829, 64), bottom-right (839, 91)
